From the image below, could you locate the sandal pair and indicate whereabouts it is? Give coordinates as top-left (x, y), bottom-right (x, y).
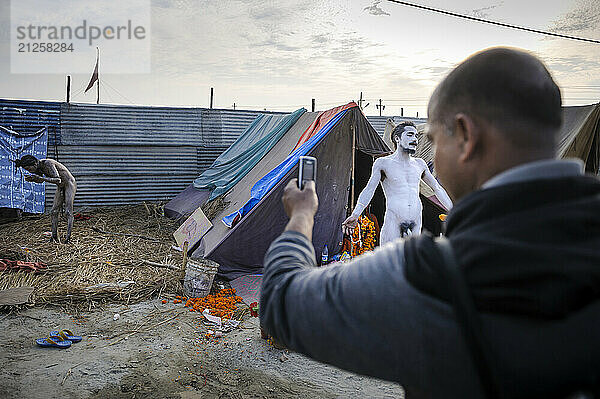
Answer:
top-left (36, 329), bottom-right (82, 349)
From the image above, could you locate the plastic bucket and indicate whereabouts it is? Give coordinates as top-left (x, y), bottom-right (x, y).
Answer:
top-left (183, 258), bottom-right (219, 298)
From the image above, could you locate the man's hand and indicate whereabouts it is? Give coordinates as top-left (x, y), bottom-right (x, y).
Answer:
top-left (25, 174), bottom-right (44, 183)
top-left (342, 215), bottom-right (359, 235)
top-left (282, 179), bottom-right (318, 219)
top-left (282, 179), bottom-right (318, 240)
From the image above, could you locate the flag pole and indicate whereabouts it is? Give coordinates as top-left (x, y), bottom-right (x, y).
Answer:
top-left (84, 47), bottom-right (99, 101)
top-left (96, 47), bottom-right (100, 104)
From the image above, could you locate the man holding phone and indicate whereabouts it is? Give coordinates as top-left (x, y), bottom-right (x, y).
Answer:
top-left (260, 48), bottom-right (600, 398)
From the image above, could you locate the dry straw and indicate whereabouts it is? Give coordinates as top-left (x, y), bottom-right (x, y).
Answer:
top-left (201, 196), bottom-right (230, 221)
top-left (0, 203), bottom-right (185, 308)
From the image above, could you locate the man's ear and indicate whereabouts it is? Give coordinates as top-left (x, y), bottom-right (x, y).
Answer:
top-left (453, 113), bottom-right (480, 163)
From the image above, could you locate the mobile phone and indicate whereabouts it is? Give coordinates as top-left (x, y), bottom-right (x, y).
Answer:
top-left (298, 156), bottom-right (317, 189)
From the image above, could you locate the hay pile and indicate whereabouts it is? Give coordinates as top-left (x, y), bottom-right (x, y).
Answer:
top-left (201, 196), bottom-right (230, 220)
top-left (0, 204), bottom-right (185, 308)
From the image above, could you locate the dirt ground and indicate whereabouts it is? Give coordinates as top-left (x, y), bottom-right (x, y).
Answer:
top-left (1, 300), bottom-right (405, 398)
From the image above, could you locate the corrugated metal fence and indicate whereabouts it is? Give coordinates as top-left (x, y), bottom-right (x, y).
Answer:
top-left (1, 99), bottom-right (420, 211)
top-left (55, 103), bottom-right (286, 208)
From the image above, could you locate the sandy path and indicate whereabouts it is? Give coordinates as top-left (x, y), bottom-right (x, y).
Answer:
top-left (1, 300), bottom-right (404, 398)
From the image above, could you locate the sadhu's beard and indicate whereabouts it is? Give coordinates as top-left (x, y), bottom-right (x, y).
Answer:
top-left (402, 147), bottom-right (416, 155)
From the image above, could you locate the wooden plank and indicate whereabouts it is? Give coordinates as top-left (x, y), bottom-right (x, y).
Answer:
top-left (0, 286), bottom-right (34, 306)
top-left (173, 206), bottom-right (213, 251)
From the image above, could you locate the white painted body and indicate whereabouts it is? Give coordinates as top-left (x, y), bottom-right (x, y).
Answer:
top-left (344, 128), bottom-right (453, 244)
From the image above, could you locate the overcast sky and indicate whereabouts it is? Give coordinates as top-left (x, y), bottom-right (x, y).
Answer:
top-left (0, 0), bottom-right (598, 116)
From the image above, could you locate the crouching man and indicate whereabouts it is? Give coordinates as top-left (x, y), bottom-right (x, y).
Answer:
top-left (14, 155), bottom-right (77, 243)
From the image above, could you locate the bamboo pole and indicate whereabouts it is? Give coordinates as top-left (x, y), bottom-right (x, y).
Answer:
top-left (350, 124), bottom-right (356, 215)
top-left (181, 241), bottom-right (189, 279)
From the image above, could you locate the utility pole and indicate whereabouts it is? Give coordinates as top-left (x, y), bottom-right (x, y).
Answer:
top-left (376, 99), bottom-right (385, 116)
top-left (210, 87), bottom-right (214, 109)
top-left (232, 102), bottom-right (236, 110)
top-left (416, 111), bottom-right (419, 118)
top-left (358, 92), bottom-right (364, 109)
top-left (96, 47), bottom-right (100, 104)
top-left (401, 107), bottom-right (404, 117)
top-left (311, 98), bottom-right (315, 112)
top-left (66, 75), bottom-right (71, 103)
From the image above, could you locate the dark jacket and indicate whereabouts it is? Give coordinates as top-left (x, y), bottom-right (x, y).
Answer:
top-left (260, 163), bottom-right (600, 398)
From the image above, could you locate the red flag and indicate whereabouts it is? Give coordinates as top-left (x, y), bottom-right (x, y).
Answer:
top-left (84, 51), bottom-right (99, 93)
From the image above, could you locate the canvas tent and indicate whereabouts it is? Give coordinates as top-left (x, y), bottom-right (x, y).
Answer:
top-left (167, 103), bottom-right (428, 280)
top-left (164, 110), bottom-right (306, 220)
top-left (168, 102), bottom-right (599, 280)
top-left (558, 104), bottom-right (600, 174)
top-left (386, 103), bottom-right (600, 175)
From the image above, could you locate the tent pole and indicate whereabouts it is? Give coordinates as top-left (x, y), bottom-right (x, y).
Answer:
top-left (350, 123), bottom-right (356, 216)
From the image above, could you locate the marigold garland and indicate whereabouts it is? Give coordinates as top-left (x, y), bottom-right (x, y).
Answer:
top-left (351, 215), bottom-right (377, 257)
top-left (172, 289), bottom-right (243, 319)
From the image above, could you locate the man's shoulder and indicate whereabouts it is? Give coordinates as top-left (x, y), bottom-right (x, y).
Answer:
top-left (42, 159), bottom-right (66, 170)
top-left (373, 156), bottom-right (391, 168)
top-left (410, 156), bottom-right (427, 167)
top-left (38, 159), bottom-right (53, 169)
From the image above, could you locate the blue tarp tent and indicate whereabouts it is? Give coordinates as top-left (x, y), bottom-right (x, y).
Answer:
top-left (194, 108), bottom-right (306, 201)
top-left (222, 109), bottom-right (349, 227)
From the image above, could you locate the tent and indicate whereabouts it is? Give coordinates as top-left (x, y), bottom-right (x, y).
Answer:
top-left (386, 103), bottom-right (600, 175)
top-left (558, 104), bottom-right (600, 174)
top-left (168, 102), bottom-right (599, 280)
top-left (167, 103), bottom-right (421, 280)
top-left (164, 110), bottom-right (306, 220)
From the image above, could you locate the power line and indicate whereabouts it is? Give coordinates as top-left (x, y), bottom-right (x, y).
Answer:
top-left (385, 0), bottom-right (600, 44)
top-left (101, 79), bottom-right (135, 104)
top-left (99, 82), bottom-right (116, 104)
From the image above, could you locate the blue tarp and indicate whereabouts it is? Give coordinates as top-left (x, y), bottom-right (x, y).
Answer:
top-left (0, 126), bottom-right (48, 213)
top-left (222, 109), bottom-right (349, 227)
top-left (194, 108), bottom-right (306, 200)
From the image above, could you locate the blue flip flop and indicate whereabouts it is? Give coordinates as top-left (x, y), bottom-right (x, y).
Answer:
top-left (50, 329), bottom-right (82, 343)
top-left (36, 335), bottom-right (72, 349)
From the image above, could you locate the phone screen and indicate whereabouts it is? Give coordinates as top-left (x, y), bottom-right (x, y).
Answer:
top-left (303, 161), bottom-right (315, 181)
top-left (298, 156), bottom-right (317, 189)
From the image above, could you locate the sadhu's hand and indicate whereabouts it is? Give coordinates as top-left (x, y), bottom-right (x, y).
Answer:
top-left (342, 215), bottom-right (359, 235)
top-left (282, 179), bottom-right (318, 219)
top-left (25, 174), bottom-right (44, 183)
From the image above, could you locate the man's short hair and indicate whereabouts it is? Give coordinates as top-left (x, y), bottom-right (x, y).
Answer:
top-left (14, 155), bottom-right (38, 168)
top-left (391, 121), bottom-right (417, 146)
top-left (430, 47), bottom-right (562, 149)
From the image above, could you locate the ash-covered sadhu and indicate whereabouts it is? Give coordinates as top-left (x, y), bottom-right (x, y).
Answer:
top-left (13, 155), bottom-right (77, 243)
